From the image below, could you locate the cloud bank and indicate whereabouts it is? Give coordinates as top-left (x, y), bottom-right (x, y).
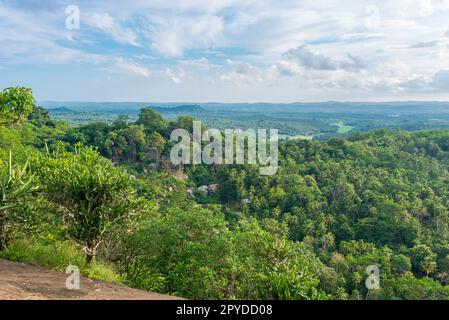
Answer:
top-left (1, 0), bottom-right (449, 101)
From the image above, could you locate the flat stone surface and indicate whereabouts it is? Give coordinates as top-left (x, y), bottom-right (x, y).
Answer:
top-left (0, 259), bottom-right (181, 300)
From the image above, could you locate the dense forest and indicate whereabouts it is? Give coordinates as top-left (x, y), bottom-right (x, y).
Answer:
top-left (2, 87), bottom-right (449, 299)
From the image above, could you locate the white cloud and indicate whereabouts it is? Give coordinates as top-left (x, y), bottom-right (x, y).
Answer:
top-left (164, 58), bottom-right (222, 83)
top-left (220, 59), bottom-right (263, 84)
top-left (145, 15), bottom-right (224, 57)
top-left (415, 0), bottom-right (449, 16)
top-left (166, 68), bottom-right (184, 84)
top-left (284, 45), bottom-right (338, 70)
top-left (86, 13), bottom-right (140, 46)
top-left (432, 69), bottom-right (449, 90)
top-left (272, 60), bottom-right (302, 76)
top-left (410, 40), bottom-right (439, 48)
top-left (280, 45), bottom-right (367, 73)
top-left (4, 1), bottom-right (449, 100)
top-left (115, 57), bottom-right (150, 78)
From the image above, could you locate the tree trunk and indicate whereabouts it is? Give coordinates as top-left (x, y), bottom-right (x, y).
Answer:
top-left (84, 243), bottom-right (97, 263)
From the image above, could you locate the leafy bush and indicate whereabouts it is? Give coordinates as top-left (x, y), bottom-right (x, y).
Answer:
top-left (0, 87), bottom-right (35, 126)
top-left (118, 208), bottom-right (326, 300)
top-left (124, 269), bottom-right (166, 293)
top-left (118, 206), bottom-right (232, 299)
top-left (31, 146), bottom-right (145, 261)
top-left (85, 262), bottom-right (122, 284)
top-left (231, 219), bottom-right (327, 300)
top-left (382, 272), bottom-right (449, 300)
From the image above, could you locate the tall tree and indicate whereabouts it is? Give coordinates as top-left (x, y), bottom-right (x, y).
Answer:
top-left (136, 108), bottom-right (167, 133)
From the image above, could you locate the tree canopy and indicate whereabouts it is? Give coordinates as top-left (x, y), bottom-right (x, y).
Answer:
top-left (0, 87), bottom-right (35, 126)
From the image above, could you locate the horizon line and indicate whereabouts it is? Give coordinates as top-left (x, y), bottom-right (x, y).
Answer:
top-left (38, 100), bottom-right (449, 105)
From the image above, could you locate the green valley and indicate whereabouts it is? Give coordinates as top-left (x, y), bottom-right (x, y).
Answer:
top-left (2, 87), bottom-right (449, 300)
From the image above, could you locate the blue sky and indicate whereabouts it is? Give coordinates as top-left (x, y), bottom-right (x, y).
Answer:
top-left (1, 0), bottom-right (449, 102)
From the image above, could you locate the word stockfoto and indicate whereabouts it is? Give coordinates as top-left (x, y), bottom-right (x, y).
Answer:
top-left (170, 121), bottom-right (278, 175)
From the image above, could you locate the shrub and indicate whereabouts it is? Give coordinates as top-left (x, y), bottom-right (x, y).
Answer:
top-left (85, 262), bottom-right (122, 284)
top-left (31, 146), bottom-right (145, 262)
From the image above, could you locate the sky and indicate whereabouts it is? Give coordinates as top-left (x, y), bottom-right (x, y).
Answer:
top-left (1, 0), bottom-right (449, 102)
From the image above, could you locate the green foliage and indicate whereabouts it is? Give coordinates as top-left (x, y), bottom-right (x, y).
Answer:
top-left (0, 238), bottom-right (87, 272)
top-left (118, 206), bottom-right (325, 300)
top-left (392, 254), bottom-right (412, 275)
top-left (382, 272), bottom-right (449, 300)
top-left (231, 219), bottom-right (327, 300)
top-left (355, 200), bottom-right (420, 247)
top-left (173, 115), bottom-right (197, 133)
top-left (218, 168), bottom-right (246, 206)
top-left (0, 238), bottom-right (122, 284)
top-left (0, 87), bottom-right (35, 126)
top-left (410, 244), bottom-right (437, 276)
top-left (118, 206), bottom-right (232, 299)
top-left (27, 105), bottom-right (56, 127)
top-left (2, 95), bottom-right (449, 300)
top-left (0, 150), bottom-right (38, 249)
top-left (85, 262), bottom-right (123, 284)
top-left (136, 108), bottom-right (167, 133)
top-left (148, 131), bottom-right (165, 151)
top-left (31, 146), bottom-right (144, 261)
top-left (61, 109), bottom-right (170, 167)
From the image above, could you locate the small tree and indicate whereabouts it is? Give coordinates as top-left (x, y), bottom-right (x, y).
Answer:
top-left (33, 146), bottom-right (143, 262)
top-left (136, 108), bottom-right (167, 133)
top-left (0, 87), bottom-right (35, 126)
top-left (411, 244), bottom-right (437, 276)
top-left (391, 254), bottom-right (412, 275)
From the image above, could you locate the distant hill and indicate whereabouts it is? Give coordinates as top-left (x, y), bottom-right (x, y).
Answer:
top-left (40, 101), bottom-right (449, 115)
top-left (150, 104), bottom-right (204, 113)
top-left (47, 107), bottom-right (79, 114)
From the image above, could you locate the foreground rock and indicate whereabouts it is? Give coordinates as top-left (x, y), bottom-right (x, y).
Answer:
top-left (0, 259), bottom-right (181, 300)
